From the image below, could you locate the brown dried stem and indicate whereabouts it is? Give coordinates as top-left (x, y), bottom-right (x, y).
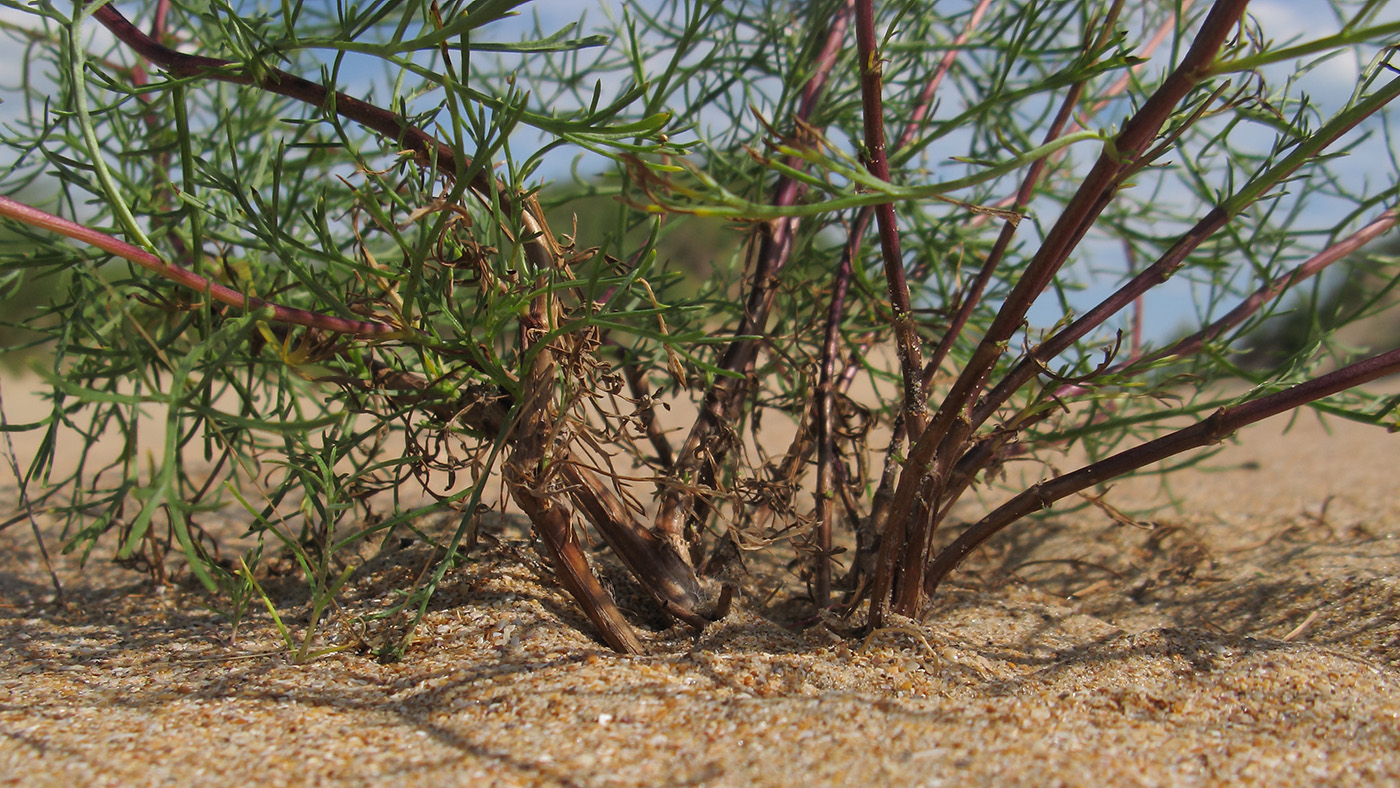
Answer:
top-left (505, 295), bottom-right (646, 654)
top-left (652, 0), bottom-right (854, 556)
top-left (813, 226), bottom-right (859, 607)
top-left (90, 2), bottom-right (706, 647)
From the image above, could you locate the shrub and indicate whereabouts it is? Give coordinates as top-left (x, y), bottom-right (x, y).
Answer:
top-left (1, 0), bottom-right (1398, 655)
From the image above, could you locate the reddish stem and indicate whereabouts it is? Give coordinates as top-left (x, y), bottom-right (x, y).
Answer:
top-left (868, 0), bottom-right (1252, 627)
top-left (883, 0), bottom-right (1128, 614)
top-left (975, 71), bottom-right (1400, 431)
top-left (0, 195), bottom-right (399, 337)
top-left (925, 343), bottom-right (1400, 596)
top-left (943, 208), bottom-right (1398, 513)
top-left (912, 0), bottom-right (1186, 365)
top-left (860, 1), bottom-right (1140, 586)
top-left (88, 4), bottom-right (526, 227)
top-left (816, 0), bottom-right (991, 597)
top-left (855, 0), bottom-right (924, 427)
top-left (1135, 209), bottom-right (1399, 369)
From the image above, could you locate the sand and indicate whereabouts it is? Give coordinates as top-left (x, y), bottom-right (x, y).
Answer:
top-left (2, 377), bottom-right (1400, 786)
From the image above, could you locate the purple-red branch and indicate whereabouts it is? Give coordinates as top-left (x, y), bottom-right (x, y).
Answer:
top-left (867, 0), bottom-right (1252, 626)
top-left (854, 0), bottom-right (924, 426)
top-left (924, 341), bottom-right (1400, 595)
top-left (1137, 209), bottom-right (1399, 369)
top-left (901, 209), bottom-right (1399, 532)
top-left (0, 195), bottom-right (399, 337)
top-left (975, 67), bottom-right (1400, 432)
top-left (920, 1), bottom-right (1187, 369)
top-left (89, 4), bottom-right (516, 219)
top-left (802, 0), bottom-right (993, 606)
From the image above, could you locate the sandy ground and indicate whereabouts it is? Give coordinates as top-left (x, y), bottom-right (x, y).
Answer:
top-left (2, 373), bottom-right (1400, 786)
